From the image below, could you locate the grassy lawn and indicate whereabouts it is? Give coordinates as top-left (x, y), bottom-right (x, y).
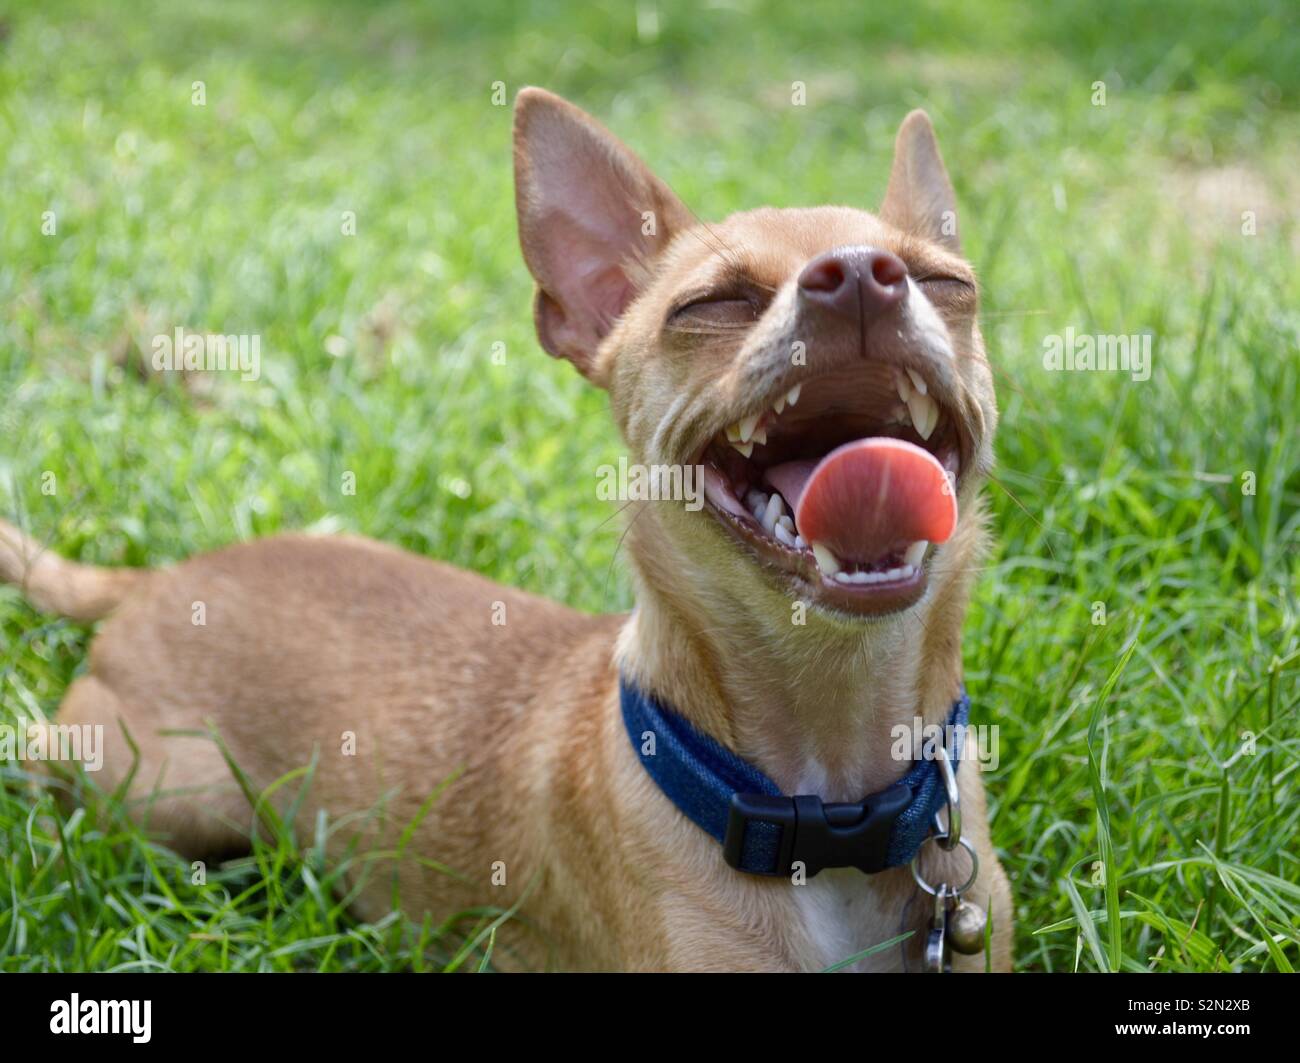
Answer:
top-left (1, 0), bottom-right (1297, 971)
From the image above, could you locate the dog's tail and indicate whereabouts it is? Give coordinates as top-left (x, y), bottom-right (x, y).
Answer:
top-left (0, 519), bottom-right (146, 622)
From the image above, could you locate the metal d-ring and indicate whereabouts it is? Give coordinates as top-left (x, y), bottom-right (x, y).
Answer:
top-left (910, 833), bottom-right (979, 899)
top-left (931, 736), bottom-right (961, 850)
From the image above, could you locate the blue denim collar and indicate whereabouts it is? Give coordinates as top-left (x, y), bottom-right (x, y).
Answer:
top-left (620, 678), bottom-right (969, 877)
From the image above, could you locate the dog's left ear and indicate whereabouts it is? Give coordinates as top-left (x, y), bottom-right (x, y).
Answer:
top-left (513, 88), bottom-right (693, 386)
top-left (879, 110), bottom-right (960, 253)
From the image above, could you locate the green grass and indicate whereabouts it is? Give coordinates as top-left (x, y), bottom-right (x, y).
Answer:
top-left (2, 0), bottom-right (1298, 972)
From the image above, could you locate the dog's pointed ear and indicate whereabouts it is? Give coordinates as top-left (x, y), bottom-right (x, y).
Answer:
top-left (513, 88), bottom-right (692, 385)
top-left (879, 110), bottom-right (960, 253)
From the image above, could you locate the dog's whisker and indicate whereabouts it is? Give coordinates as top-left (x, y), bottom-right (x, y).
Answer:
top-left (985, 474), bottom-right (1057, 560)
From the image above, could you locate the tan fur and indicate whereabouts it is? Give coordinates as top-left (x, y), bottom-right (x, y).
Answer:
top-left (0, 520), bottom-right (144, 623)
top-left (1, 88), bottom-right (1010, 971)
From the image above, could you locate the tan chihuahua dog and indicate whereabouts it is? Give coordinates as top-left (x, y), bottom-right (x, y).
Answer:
top-left (1, 88), bottom-right (1010, 972)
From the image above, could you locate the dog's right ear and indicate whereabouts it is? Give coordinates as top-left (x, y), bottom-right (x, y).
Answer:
top-left (513, 88), bottom-right (692, 385)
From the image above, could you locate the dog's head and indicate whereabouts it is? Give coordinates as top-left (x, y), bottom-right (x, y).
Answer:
top-left (514, 88), bottom-right (996, 630)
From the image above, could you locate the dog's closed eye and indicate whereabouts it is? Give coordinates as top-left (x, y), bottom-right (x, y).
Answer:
top-left (916, 274), bottom-right (974, 291)
top-left (667, 297), bottom-right (761, 333)
top-left (916, 275), bottom-right (978, 311)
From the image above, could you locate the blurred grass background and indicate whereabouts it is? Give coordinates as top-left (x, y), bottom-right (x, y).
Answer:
top-left (1, 0), bottom-right (1297, 971)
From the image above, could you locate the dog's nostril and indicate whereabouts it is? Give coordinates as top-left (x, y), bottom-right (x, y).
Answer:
top-left (798, 259), bottom-right (847, 294)
top-left (869, 251), bottom-right (907, 288)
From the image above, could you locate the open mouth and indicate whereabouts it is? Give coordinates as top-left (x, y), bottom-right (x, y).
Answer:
top-left (699, 363), bottom-right (963, 615)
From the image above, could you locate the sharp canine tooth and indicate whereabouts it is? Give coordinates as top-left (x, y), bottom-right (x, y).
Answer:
top-left (738, 414), bottom-right (760, 443)
top-left (777, 515), bottom-right (795, 534)
top-left (774, 522), bottom-right (796, 546)
top-left (904, 540), bottom-right (928, 567)
top-left (730, 440), bottom-right (753, 458)
top-left (906, 368), bottom-right (928, 395)
top-left (762, 492), bottom-right (785, 532)
top-left (908, 393), bottom-right (938, 440)
top-left (906, 392), bottom-right (926, 434)
top-left (896, 371), bottom-right (912, 402)
top-left (811, 543), bottom-right (841, 576)
top-left (785, 383), bottom-right (801, 406)
top-left (725, 423), bottom-right (742, 441)
top-left (773, 396), bottom-right (786, 415)
top-left (751, 427), bottom-right (767, 445)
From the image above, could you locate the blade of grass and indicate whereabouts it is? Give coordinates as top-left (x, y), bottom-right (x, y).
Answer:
top-left (1085, 622), bottom-right (1143, 971)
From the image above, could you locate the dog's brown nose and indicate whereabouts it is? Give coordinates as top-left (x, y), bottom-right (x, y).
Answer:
top-left (797, 247), bottom-right (908, 321)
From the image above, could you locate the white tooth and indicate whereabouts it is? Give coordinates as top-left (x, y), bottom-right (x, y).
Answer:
top-left (785, 383), bottom-right (801, 406)
top-left (738, 413), bottom-right (760, 443)
top-left (899, 563), bottom-right (915, 578)
top-left (884, 567), bottom-right (904, 581)
top-left (725, 422), bottom-right (742, 442)
top-left (908, 393), bottom-right (938, 440)
top-left (762, 492), bottom-right (785, 533)
top-left (905, 392), bottom-right (926, 434)
top-left (833, 571), bottom-right (855, 584)
top-left (811, 543), bottom-right (841, 576)
top-left (730, 440), bottom-right (753, 458)
top-left (922, 394), bottom-right (939, 439)
top-left (906, 368), bottom-right (928, 396)
top-left (904, 540), bottom-right (928, 567)
top-left (773, 396), bottom-right (786, 415)
top-left (862, 570), bottom-right (884, 584)
top-left (793, 535), bottom-right (807, 550)
top-left (896, 371), bottom-right (912, 402)
top-left (891, 403), bottom-right (909, 424)
top-left (745, 489), bottom-right (767, 515)
top-left (751, 427), bottom-right (767, 445)
top-left (774, 522), bottom-right (796, 546)
top-left (777, 515), bottom-right (795, 534)
top-left (847, 571), bottom-right (870, 584)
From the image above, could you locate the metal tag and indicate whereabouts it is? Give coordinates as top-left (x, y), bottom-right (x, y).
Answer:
top-left (923, 884), bottom-right (952, 973)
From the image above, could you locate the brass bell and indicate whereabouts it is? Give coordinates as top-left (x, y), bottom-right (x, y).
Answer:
top-left (947, 899), bottom-right (987, 955)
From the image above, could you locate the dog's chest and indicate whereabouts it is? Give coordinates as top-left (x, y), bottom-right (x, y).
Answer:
top-left (783, 762), bottom-right (916, 972)
top-left (791, 869), bottom-right (910, 972)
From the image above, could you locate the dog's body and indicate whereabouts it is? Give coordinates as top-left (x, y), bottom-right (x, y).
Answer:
top-left (2, 89), bottom-right (1011, 971)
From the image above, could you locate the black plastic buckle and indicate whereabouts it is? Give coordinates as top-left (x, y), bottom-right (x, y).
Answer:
top-left (722, 784), bottom-right (912, 877)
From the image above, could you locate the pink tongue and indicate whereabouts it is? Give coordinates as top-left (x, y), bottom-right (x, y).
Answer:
top-left (764, 438), bottom-right (957, 562)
